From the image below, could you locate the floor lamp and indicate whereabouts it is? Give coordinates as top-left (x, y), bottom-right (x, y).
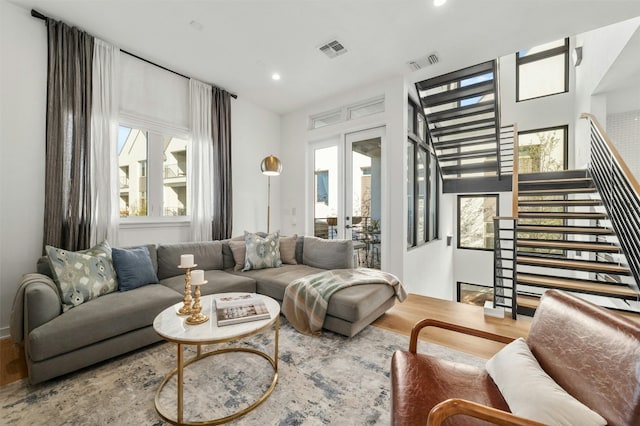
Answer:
top-left (260, 155), bottom-right (282, 233)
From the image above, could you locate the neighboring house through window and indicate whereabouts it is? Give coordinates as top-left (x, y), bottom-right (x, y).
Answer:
top-left (518, 125), bottom-right (568, 173)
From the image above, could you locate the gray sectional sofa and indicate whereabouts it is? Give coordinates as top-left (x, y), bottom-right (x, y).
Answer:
top-left (10, 236), bottom-right (397, 384)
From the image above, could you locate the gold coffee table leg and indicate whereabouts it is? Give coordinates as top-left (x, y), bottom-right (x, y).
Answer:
top-left (177, 343), bottom-right (183, 425)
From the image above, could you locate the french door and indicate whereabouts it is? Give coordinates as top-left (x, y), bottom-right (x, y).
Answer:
top-left (310, 127), bottom-right (384, 268)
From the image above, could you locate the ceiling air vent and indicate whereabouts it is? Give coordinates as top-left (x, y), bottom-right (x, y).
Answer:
top-left (318, 40), bottom-right (348, 58)
top-left (408, 52), bottom-right (439, 71)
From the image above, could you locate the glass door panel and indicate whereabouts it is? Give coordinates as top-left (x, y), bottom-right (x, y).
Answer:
top-left (313, 145), bottom-right (339, 239)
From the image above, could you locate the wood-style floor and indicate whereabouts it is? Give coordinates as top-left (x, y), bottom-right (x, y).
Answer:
top-left (0, 293), bottom-right (531, 386)
top-left (372, 293), bottom-right (531, 359)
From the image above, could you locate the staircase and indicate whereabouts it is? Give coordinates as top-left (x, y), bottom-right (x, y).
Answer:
top-left (416, 60), bottom-right (502, 181)
top-left (495, 169), bottom-right (639, 317)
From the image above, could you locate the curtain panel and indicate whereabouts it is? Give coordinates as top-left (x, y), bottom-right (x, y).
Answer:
top-left (212, 87), bottom-right (233, 240)
top-left (189, 79), bottom-right (214, 241)
top-left (90, 39), bottom-right (120, 246)
top-left (43, 19), bottom-right (94, 251)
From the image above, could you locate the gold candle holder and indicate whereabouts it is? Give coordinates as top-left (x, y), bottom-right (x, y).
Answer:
top-left (186, 281), bottom-right (209, 325)
top-left (177, 265), bottom-right (196, 316)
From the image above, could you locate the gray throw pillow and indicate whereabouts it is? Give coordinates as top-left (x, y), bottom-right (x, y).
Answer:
top-left (243, 231), bottom-right (282, 271)
top-left (46, 241), bottom-right (118, 311)
top-left (228, 240), bottom-right (246, 271)
top-left (279, 234), bottom-right (298, 265)
top-left (112, 246), bottom-right (159, 291)
top-left (302, 236), bottom-right (354, 269)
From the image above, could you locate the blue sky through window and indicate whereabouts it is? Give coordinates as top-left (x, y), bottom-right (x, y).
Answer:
top-left (460, 72), bottom-right (493, 107)
top-left (118, 126), bottom-right (131, 154)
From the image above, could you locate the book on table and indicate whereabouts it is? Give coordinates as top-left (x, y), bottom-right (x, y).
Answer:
top-left (214, 294), bottom-right (271, 326)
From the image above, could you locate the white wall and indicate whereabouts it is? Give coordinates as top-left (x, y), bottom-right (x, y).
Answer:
top-left (607, 109), bottom-right (640, 180)
top-left (0, 1), bottom-right (48, 338)
top-left (0, 1), bottom-right (279, 337)
top-left (231, 97), bottom-right (281, 236)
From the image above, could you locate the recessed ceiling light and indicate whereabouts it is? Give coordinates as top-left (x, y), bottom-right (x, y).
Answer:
top-left (434, 0), bottom-right (447, 6)
top-left (272, 73), bottom-right (281, 81)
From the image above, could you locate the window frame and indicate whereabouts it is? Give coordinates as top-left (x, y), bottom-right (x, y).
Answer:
top-left (456, 281), bottom-right (494, 307)
top-left (118, 115), bottom-right (191, 223)
top-left (407, 97), bottom-right (439, 248)
top-left (516, 37), bottom-right (569, 102)
top-left (457, 194), bottom-right (499, 251)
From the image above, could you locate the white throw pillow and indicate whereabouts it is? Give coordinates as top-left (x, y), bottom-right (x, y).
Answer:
top-left (486, 338), bottom-right (606, 426)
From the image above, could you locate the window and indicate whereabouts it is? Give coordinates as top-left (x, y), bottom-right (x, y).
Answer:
top-left (518, 126), bottom-right (568, 173)
top-left (457, 194), bottom-right (498, 250)
top-left (315, 170), bottom-right (329, 204)
top-left (408, 98), bottom-right (439, 247)
top-left (309, 96), bottom-right (385, 129)
top-left (457, 282), bottom-right (493, 307)
top-left (516, 38), bottom-right (569, 101)
top-left (118, 125), bottom-right (190, 218)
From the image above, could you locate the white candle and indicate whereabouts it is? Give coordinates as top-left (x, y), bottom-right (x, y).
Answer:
top-left (191, 269), bottom-right (205, 284)
top-left (180, 254), bottom-right (194, 267)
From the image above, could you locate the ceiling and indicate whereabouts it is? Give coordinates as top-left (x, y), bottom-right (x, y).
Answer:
top-left (10, 0), bottom-right (640, 115)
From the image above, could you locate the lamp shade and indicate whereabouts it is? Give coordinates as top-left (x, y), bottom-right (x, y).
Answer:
top-left (260, 155), bottom-right (282, 176)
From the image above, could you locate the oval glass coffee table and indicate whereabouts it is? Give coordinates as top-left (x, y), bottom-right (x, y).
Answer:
top-left (153, 292), bottom-right (280, 425)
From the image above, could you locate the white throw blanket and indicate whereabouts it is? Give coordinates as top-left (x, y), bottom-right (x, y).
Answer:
top-left (282, 268), bottom-right (407, 335)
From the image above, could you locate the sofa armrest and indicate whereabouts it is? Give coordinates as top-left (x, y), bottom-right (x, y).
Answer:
top-left (409, 319), bottom-right (514, 353)
top-left (25, 279), bottom-right (62, 334)
top-left (427, 399), bottom-right (545, 426)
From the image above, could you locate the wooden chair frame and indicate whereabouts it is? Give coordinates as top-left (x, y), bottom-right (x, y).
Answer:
top-left (409, 319), bottom-right (545, 426)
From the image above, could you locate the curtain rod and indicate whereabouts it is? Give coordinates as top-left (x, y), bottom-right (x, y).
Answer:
top-left (30, 9), bottom-right (238, 99)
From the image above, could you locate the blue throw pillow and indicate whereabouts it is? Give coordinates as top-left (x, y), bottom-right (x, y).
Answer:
top-left (112, 246), bottom-right (159, 291)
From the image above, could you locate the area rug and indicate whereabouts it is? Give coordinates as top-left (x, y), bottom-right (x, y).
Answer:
top-left (0, 319), bottom-right (484, 425)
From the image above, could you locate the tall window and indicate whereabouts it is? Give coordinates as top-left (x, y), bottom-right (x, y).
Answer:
top-left (518, 126), bottom-right (568, 173)
top-left (457, 194), bottom-right (498, 250)
top-left (516, 38), bottom-right (569, 101)
top-left (408, 98), bottom-right (439, 247)
top-left (118, 125), bottom-right (190, 218)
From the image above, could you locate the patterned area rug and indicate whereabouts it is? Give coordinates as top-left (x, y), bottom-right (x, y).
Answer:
top-left (0, 319), bottom-right (484, 425)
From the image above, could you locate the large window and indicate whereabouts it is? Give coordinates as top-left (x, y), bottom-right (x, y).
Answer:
top-left (408, 98), bottom-right (439, 247)
top-left (118, 125), bottom-right (190, 218)
top-left (518, 126), bottom-right (568, 173)
top-left (516, 38), bottom-right (569, 101)
top-left (457, 194), bottom-right (498, 250)
top-left (457, 282), bottom-right (493, 307)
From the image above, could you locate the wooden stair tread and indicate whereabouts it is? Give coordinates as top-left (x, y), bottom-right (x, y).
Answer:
top-left (517, 274), bottom-right (637, 297)
top-left (519, 177), bottom-right (592, 185)
top-left (517, 225), bottom-right (613, 234)
top-left (519, 200), bottom-right (602, 206)
top-left (517, 256), bottom-right (630, 274)
top-left (519, 188), bottom-right (597, 195)
top-left (516, 239), bottom-right (620, 252)
top-left (518, 212), bottom-right (607, 219)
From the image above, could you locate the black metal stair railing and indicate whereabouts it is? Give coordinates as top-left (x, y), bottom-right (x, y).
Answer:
top-left (493, 217), bottom-right (518, 319)
top-left (582, 113), bottom-right (640, 294)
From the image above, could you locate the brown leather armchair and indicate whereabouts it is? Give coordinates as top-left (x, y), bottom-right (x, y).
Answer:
top-left (391, 290), bottom-right (640, 425)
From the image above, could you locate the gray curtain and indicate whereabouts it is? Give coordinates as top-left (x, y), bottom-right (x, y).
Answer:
top-left (211, 87), bottom-right (233, 240)
top-left (43, 19), bottom-right (94, 251)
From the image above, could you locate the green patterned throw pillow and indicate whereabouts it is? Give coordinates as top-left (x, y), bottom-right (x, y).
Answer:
top-left (46, 241), bottom-right (118, 311)
top-left (243, 231), bottom-right (282, 271)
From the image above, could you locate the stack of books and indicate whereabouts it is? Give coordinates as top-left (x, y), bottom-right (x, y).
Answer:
top-left (214, 294), bottom-right (271, 326)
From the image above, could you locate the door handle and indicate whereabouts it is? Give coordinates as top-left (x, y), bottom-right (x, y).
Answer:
top-left (345, 225), bottom-right (352, 229)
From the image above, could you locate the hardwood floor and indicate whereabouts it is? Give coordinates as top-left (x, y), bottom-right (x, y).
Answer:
top-left (0, 338), bottom-right (26, 386)
top-left (372, 293), bottom-right (532, 359)
top-left (0, 293), bottom-right (532, 386)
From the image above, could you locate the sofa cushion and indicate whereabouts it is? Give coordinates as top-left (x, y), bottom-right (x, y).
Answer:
top-left (302, 236), bottom-right (353, 269)
top-left (233, 264), bottom-right (325, 301)
top-left (160, 269), bottom-right (256, 296)
top-left (112, 246), bottom-right (159, 291)
top-left (228, 240), bottom-right (246, 271)
top-left (391, 351), bottom-right (510, 426)
top-left (243, 231), bottom-right (282, 271)
top-left (279, 234), bottom-right (298, 265)
top-left (486, 337), bottom-right (606, 426)
top-left (45, 241), bottom-right (118, 311)
top-left (27, 284), bottom-right (182, 362)
top-left (156, 241), bottom-right (224, 280)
